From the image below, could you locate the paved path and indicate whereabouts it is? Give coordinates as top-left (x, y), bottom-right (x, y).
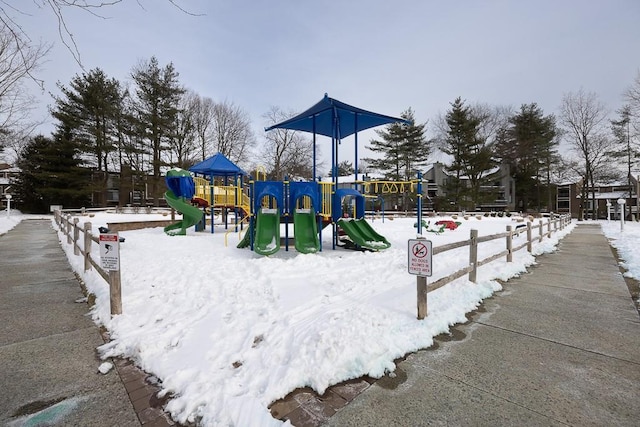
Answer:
top-left (0, 219), bottom-right (169, 426)
top-left (324, 224), bottom-right (640, 426)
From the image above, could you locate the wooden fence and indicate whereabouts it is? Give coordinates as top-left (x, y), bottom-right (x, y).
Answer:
top-left (54, 208), bottom-right (571, 320)
top-left (54, 210), bottom-right (122, 316)
top-left (415, 213), bottom-right (572, 318)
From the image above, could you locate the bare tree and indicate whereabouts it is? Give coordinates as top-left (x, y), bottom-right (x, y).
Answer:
top-left (261, 106), bottom-right (315, 180)
top-left (188, 92), bottom-right (215, 161)
top-left (0, 1), bottom-right (200, 69)
top-left (210, 99), bottom-right (254, 165)
top-left (558, 89), bottom-right (610, 219)
top-left (0, 26), bottom-right (49, 158)
top-left (164, 91), bottom-right (198, 169)
top-left (471, 103), bottom-right (513, 145)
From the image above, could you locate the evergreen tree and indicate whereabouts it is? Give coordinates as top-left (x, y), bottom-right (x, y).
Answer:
top-left (609, 105), bottom-right (639, 204)
top-left (441, 97), bottom-right (496, 210)
top-left (496, 103), bottom-right (557, 211)
top-left (336, 160), bottom-right (354, 176)
top-left (14, 132), bottom-right (90, 213)
top-left (366, 108), bottom-right (430, 209)
top-left (50, 68), bottom-right (124, 206)
top-left (51, 68), bottom-right (124, 173)
top-left (130, 57), bottom-right (185, 205)
top-left (367, 108), bottom-right (429, 181)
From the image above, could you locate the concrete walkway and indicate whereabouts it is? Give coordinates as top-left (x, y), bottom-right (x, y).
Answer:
top-left (324, 224), bottom-right (640, 426)
top-left (0, 219), bottom-right (164, 426)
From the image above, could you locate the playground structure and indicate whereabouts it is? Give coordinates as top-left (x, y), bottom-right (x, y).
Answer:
top-left (163, 169), bottom-right (204, 236)
top-left (162, 94), bottom-right (427, 254)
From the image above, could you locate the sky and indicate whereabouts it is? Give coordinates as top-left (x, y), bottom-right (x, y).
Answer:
top-left (11, 0), bottom-right (640, 166)
top-left (3, 210), bottom-right (638, 425)
top-left (1, 208), bottom-right (586, 425)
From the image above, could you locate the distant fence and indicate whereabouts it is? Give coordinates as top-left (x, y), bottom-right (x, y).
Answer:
top-left (54, 210), bottom-right (122, 316)
top-left (430, 214), bottom-right (571, 292)
top-left (415, 213), bottom-right (572, 318)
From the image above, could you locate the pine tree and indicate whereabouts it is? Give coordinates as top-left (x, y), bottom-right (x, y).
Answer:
top-left (14, 132), bottom-right (90, 213)
top-left (610, 105), bottom-right (640, 208)
top-left (51, 68), bottom-right (124, 173)
top-left (441, 97), bottom-right (496, 210)
top-left (367, 108), bottom-right (429, 181)
top-left (130, 57), bottom-right (185, 205)
top-left (366, 108), bottom-right (430, 209)
top-left (50, 68), bottom-right (124, 206)
top-left (496, 103), bottom-right (558, 211)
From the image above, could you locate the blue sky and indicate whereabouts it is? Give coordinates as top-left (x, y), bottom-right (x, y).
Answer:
top-left (16, 0), bottom-right (640, 165)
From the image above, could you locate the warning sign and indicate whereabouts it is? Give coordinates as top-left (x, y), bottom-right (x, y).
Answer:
top-left (408, 239), bottom-right (432, 276)
top-left (99, 233), bottom-right (120, 271)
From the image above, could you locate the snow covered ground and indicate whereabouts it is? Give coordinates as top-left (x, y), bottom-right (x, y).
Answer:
top-left (5, 210), bottom-right (636, 426)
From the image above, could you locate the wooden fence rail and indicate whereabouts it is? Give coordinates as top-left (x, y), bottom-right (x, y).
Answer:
top-left (417, 214), bottom-right (571, 318)
top-left (54, 208), bottom-right (570, 320)
top-left (54, 210), bottom-right (121, 315)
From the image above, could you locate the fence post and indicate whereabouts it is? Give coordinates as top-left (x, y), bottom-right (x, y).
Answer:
top-left (84, 222), bottom-right (92, 272)
top-left (539, 220), bottom-right (543, 242)
top-left (73, 218), bottom-right (80, 255)
top-left (527, 222), bottom-right (532, 252)
top-left (506, 225), bottom-right (513, 262)
top-left (110, 270), bottom-right (122, 316)
top-left (66, 215), bottom-right (72, 244)
top-left (547, 218), bottom-right (552, 237)
top-left (469, 229), bottom-right (478, 283)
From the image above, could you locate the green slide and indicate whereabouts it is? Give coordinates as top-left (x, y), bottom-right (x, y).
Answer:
top-left (254, 208), bottom-right (280, 255)
top-left (237, 229), bottom-right (251, 249)
top-left (293, 208), bottom-right (320, 254)
top-left (337, 218), bottom-right (391, 251)
top-left (164, 190), bottom-right (204, 235)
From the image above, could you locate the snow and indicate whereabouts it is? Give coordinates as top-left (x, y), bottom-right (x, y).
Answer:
top-left (8, 210), bottom-right (640, 426)
top-left (98, 361), bottom-right (114, 374)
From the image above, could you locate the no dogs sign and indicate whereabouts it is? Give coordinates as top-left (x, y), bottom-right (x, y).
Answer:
top-left (408, 239), bottom-right (432, 277)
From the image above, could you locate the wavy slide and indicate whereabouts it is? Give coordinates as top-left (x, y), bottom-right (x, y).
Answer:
top-left (293, 208), bottom-right (320, 254)
top-left (164, 190), bottom-right (204, 235)
top-left (254, 208), bottom-right (280, 256)
top-left (337, 218), bottom-right (391, 251)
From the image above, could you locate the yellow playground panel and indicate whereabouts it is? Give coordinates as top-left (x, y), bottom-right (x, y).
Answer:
top-left (193, 176), bottom-right (251, 214)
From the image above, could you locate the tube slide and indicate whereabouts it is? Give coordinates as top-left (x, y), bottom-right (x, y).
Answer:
top-left (337, 218), bottom-right (391, 251)
top-left (164, 190), bottom-right (204, 235)
top-left (254, 208), bottom-right (280, 256)
top-left (293, 208), bottom-right (320, 254)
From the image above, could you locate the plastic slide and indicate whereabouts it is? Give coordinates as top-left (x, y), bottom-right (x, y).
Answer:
top-left (236, 229), bottom-right (251, 249)
top-left (337, 218), bottom-right (391, 251)
top-left (293, 208), bottom-right (320, 254)
top-left (254, 208), bottom-right (280, 255)
top-left (163, 190), bottom-right (204, 235)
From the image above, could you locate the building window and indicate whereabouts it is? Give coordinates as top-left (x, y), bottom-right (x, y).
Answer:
top-left (558, 187), bottom-right (570, 198)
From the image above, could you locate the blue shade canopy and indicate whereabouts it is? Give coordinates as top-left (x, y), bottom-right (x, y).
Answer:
top-left (264, 94), bottom-right (410, 139)
top-left (189, 153), bottom-right (247, 177)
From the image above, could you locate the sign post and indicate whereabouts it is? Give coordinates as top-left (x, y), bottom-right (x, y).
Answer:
top-left (408, 237), bottom-right (432, 319)
top-left (99, 233), bottom-right (122, 315)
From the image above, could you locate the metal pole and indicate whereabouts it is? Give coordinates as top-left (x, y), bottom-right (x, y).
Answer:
top-left (416, 235), bottom-right (428, 320)
top-left (417, 172), bottom-right (423, 235)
